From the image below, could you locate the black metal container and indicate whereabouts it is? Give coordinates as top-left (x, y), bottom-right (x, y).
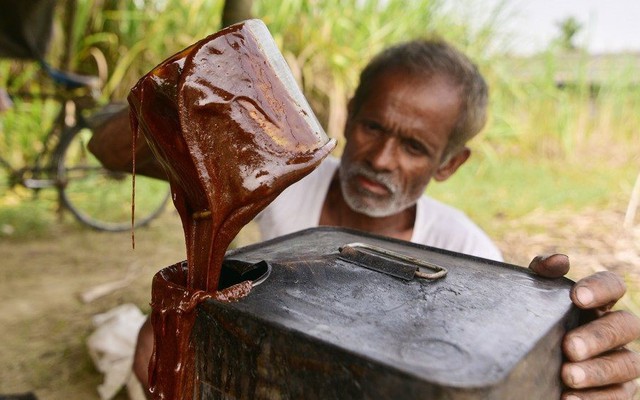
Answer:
top-left (193, 227), bottom-right (580, 399)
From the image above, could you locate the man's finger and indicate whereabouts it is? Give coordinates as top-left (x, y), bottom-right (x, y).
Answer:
top-left (564, 311), bottom-right (640, 362)
top-left (561, 348), bottom-right (640, 389)
top-left (571, 271), bottom-right (626, 310)
top-left (528, 254), bottom-right (570, 278)
top-left (562, 380), bottom-right (639, 400)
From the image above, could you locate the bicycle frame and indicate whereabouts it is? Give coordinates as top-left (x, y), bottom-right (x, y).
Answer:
top-left (1, 10), bottom-right (169, 231)
top-left (0, 90), bottom-right (94, 191)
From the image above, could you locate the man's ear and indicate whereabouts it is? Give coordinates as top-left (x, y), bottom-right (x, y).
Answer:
top-left (434, 147), bottom-right (471, 182)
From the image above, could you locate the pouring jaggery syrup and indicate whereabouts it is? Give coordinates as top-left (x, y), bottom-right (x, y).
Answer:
top-left (128, 19), bottom-right (335, 399)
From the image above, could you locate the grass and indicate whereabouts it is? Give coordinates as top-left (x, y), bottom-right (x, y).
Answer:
top-left (0, 177), bottom-right (60, 238)
top-left (428, 153), bottom-right (639, 239)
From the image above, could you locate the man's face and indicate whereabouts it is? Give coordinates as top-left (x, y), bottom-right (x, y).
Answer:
top-left (339, 72), bottom-right (463, 217)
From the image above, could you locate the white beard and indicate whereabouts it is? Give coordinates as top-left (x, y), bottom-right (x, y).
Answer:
top-left (338, 161), bottom-right (419, 218)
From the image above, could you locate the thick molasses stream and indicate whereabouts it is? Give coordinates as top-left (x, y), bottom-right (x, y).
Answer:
top-left (128, 20), bottom-right (335, 399)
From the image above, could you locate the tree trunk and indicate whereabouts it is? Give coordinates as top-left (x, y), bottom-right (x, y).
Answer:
top-left (59, 0), bottom-right (77, 70)
top-left (221, 0), bottom-right (254, 28)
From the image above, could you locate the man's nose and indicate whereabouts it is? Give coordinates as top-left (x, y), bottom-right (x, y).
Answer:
top-left (368, 137), bottom-right (398, 171)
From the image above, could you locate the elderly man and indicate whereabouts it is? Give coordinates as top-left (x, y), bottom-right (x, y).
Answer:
top-left (134, 39), bottom-right (640, 398)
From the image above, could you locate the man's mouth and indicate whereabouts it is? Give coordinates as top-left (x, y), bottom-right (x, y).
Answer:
top-left (356, 174), bottom-right (392, 196)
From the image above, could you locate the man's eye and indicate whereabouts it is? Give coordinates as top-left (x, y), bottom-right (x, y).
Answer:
top-left (404, 140), bottom-right (428, 156)
top-left (361, 121), bottom-right (383, 135)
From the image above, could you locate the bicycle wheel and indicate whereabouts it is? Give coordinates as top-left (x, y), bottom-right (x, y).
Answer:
top-left (55, 122), bottom-right (170, 232)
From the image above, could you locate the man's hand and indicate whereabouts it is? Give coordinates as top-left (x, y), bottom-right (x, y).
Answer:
top-left (133, 317), bottom-right (153, 398)
top-left (529, 255), bottom-right (640, 399)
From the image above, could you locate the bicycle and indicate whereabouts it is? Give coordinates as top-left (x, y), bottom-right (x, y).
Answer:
top-left (0, 62), bottom-right (170, 232)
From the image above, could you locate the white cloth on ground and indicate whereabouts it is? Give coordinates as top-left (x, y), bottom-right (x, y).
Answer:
top-left (86, 303), bottom-right (148, 400)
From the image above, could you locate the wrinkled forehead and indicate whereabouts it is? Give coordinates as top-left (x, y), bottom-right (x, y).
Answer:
top-left (360, 71), bottom-right (463, 120)
top-left (373, 67), bottom-right (462, 99)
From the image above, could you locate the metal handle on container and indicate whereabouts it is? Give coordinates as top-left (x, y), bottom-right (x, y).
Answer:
top-left (338, 242), bottom-right (447, 281)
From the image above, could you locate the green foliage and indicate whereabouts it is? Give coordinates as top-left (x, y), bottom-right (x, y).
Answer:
top-left (427, 154), bottom-right (639, 238)
top-left (255, 0), bottom-right (453, 136)
top-left (483, 52), bottom-right (640, 166)
top-left (1, 0), bottom-right (639, 232)
top-left (554, 16), bottom-right (583, 51)
top-left (0, 98), bottom-right (61, 166)
top-left (29, 0), bottom-right (506, 134)
top-left (0, 180), bottom-right (59, 238)
top-left (73, 0), bottom-right (226, 99)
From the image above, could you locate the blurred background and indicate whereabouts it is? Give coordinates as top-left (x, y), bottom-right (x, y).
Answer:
top-left (0, 0), bottom-right (638, 398)
top-left (1, 0), bottom-right (639, 235)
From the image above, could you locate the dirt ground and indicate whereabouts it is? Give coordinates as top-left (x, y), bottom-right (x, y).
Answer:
top-left (0, 205), bottom-right (638, 399)
top-left (0, 210), bottom-right (183, 399)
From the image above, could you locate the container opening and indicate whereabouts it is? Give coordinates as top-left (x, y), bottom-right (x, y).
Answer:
top-left (218, 259), bottom-right (271, 290)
